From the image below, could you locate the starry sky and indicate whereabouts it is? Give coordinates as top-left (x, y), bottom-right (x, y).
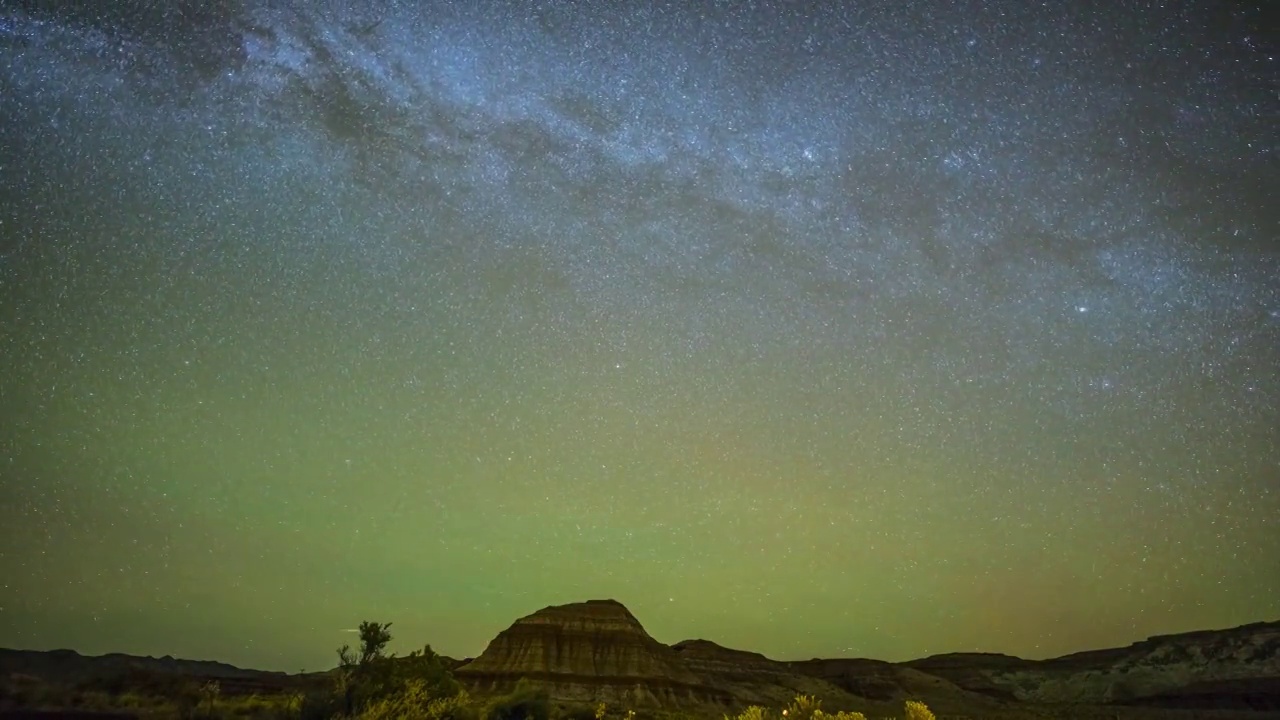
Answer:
top-left (1, 0), bottom-right (1277, 674)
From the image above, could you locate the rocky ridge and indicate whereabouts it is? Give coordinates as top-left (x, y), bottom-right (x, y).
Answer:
top-left (0, 648), bottom-right (317, 697)
top-left (905, 620), bottom-right (1280, 710)
top-left (4, 602), bottom-right (1278, 716)
top-left (452, 600), bottom-right (1280, 715)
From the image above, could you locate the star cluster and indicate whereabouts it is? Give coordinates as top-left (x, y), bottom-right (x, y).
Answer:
top-left (1, 1), bottom-right (1276, 672)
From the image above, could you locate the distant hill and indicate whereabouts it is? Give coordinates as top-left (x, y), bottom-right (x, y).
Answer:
top-left (0, 648), bottom-right (321, 698)
top-left (5, 605), bottom-right (1280, 718)
top-left (904, 619), bottom-right (1280, 711)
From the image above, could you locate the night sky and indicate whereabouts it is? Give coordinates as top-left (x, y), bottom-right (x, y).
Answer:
top-left (1, 0), bottom-right (1277, 674)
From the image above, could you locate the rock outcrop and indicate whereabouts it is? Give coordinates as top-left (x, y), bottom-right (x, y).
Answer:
top-left (454, 599), bottom-right (730, 707)
top-left (905, 620), bottom-right (1280, 709)
top-left (454, 603), bottom-right (1003, 716)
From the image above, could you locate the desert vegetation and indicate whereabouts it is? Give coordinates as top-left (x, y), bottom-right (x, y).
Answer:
top-left (719, 693), bottom-right (935, 720)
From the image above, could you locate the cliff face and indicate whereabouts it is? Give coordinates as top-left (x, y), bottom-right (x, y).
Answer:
top-left (454, 599), bottom-right (729, 707)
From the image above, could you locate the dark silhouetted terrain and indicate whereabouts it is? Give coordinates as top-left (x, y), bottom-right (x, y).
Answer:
top-left (3, 600), bottom-right (1279, 719)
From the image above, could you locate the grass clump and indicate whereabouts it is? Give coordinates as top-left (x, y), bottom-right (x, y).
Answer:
top-left (727, 695), bottom-right (936, 720)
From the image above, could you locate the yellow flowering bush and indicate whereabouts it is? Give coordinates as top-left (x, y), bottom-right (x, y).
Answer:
top-left (903, 699), bottom-right (935, 720)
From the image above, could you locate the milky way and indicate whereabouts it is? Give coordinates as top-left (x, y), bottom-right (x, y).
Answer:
top-left (1, 1), bottom-right (1276, 672)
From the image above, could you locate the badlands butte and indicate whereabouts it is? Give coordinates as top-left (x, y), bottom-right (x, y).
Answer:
top-left (454, 599), bottom-right (1280, 717)
top-left (3, 599), bottom-right (1279, 719)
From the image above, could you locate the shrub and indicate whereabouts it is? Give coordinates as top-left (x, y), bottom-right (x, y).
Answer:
top-left (903, 700), bottom-right (935, 720)
top-left (218, 692), bottom-right (289, 718)
top-left (814, 711), bottom-right (866, 720)
top-left (483, 678), bottom-right (551, 720)
top-left (352, 680), bottom-right (473, 720)
top-left (270, 692), bottom-right (305, 720)
top-left (200, 681), bottom-right (222, 715)
top-left (299, 687), bottom-right (345, 720)
top-left (725, 706), bottom-right (769, 720)
top-left (335, 620), bottom-right (460, 714)
top-left (393, 645), bottom-right (463, 699)
top-left (741, 696), bottom-right (869, 720)
top-left (783, 695), bottom-right (822, 720)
